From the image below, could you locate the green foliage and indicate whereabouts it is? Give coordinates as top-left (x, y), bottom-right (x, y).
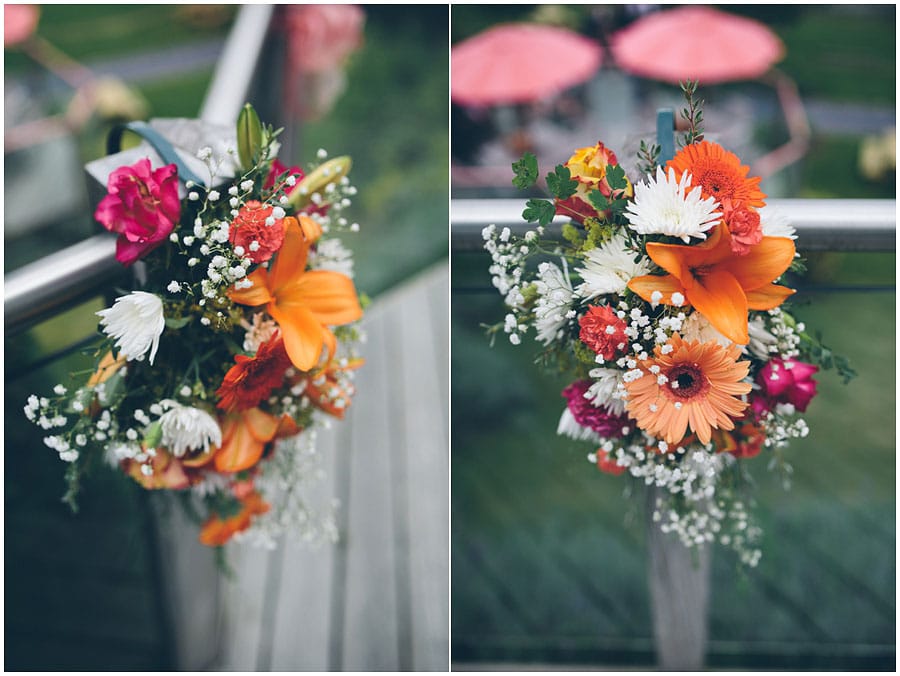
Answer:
top-left (546, 165), bottom-right (578, 200)
top-left (561, 222), bottom-right (584, 248)
top-left (638, 140), bottom-right (661, 175)
top-left (679, 79), bottom-right (705, 146)
top-left (522, 199), bottom-right (557, 226)
top-left (587, 190), bottom-right (627, 217)
top-left (511, 152), bottom-right (539, 190)
top-left (605, 164), bottom-right (628, 192)
top-left (801, 330), bottom-right (857, 384)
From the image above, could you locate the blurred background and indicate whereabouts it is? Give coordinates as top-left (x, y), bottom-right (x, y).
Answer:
top-left (451, 4), bottom-right (895, 671)
top-left (5, 4), bottom-right (447, 670)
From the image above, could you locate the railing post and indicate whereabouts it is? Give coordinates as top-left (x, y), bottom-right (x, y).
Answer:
top-left (645, 108), bottom-right (711, 671)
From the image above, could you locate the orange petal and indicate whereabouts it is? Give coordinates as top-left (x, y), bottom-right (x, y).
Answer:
top-left (269, 301), bottom-right (324, 371)
top-left (88, 351), bottom-right (127, 386)
top-left (281, 270), bottom-right (363, 326)
top-left (627, 274), bottom-right (686, 305)
top-left (275, 413), bottom-right (301, 439)
top-left (269, 217), bottom-right (311, 295)
top-left (645, 225), bottom-right (731, 278)
top-left (746, 284), bottom-right (795, 310)
top-left (685, 269), bottom-right (750, 345)
top-left (228, 268), bottom-right (273, 306)
top-left (296, 214), bottom-right (323, 243)
top-left (214, 415), bottom-right (266, 473)
top-left (199, 517), bottom-right (232, 547)
top-left (727, 236), bottom-right (796, 291)
top-left (242, 407), bottom-right (280, 442)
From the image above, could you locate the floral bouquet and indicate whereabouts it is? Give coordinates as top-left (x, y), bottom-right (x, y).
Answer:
top-left (25, 104), bottom-right (366, 548)
top-left (483, 84), bottom-right (852, 565)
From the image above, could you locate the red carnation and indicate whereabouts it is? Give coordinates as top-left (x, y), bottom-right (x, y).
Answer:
top-left (579, 304), bottom-right (628, 361)
top-left (229, 200), bottom-right (285, 263)
top-left (216, 334), bottom-right (292, 412)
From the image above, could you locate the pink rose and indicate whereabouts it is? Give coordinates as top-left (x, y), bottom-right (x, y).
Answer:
top-left (752, 357), bottom-right (819, 415)
top-left (94, 158), bottom-right (180, 266)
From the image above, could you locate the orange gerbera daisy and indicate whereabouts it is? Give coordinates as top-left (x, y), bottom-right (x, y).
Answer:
top-left (627, 224), bottom-right (795, 345)
top-left (228, 215), bottom-right (363, 372)
top-left (667, 141), bottom-right (766, 209)
top-left (623, 334), bottom-right (752, 446)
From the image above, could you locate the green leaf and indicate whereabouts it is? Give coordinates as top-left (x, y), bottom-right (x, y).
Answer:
top-left (522, 199), bottom-right (556, 226)
top-left (606, 164), bottom-right (628, 192)
top-left (546, 165), bottom-right (578, 200)
top-left (165, 316), bottom-right (192, 329)
top-left (588, 190), bottom-right (609, 212)
top-left (511, 152), bottom-right (539, 190)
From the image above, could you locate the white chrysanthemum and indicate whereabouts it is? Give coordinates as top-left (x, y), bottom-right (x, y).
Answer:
top-left (96, 291), bottom-right (165, 364)
top-left (533, 261), bottom-right (574, 345)
top-left (759, 205), bottom-right (797, 239)
top-left (556, 407), bottom-right (601, 444)
top-left (680, 312), bottom-right (732, 348)
top-left (308, 238), bottom-right (354, 278)
top-left (747, 316), bottom-right (778, 360)
top-left (575, 231), bottom-right (650, 299)
top-left (158, 400), bottom-right (222, 457)
top-left (625, 166), bottom-right (721, 243)
top-left (585, 367), bottom-right (626, 415)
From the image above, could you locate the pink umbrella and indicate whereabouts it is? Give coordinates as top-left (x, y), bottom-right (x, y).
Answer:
top-left (610, 6), bottom-right (784, 85)
top-left (452, 23), bottom-right (602, 107)
top-left (4, 4), bottom-right (40, 48)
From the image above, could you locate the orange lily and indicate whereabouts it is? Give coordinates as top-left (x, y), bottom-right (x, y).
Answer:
top-left (298, 356), bottom-right (365, 419)
top-left (214, 407), bottom-right (299, 473)
top-left (627, 225), bottom-right (795, 345)
top-left (228, 215), bottom-right (363, 371)
top-left (199, 489), bottom-right (270, 547)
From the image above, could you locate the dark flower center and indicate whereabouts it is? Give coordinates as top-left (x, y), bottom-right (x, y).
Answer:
top-left (667, 363), bottom-right (708, 400)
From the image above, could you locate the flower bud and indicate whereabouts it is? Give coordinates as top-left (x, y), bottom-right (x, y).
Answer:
top-left (288, 156), bottom-right (352, 210)
top-left (236, 103), bottom-right (264, 172)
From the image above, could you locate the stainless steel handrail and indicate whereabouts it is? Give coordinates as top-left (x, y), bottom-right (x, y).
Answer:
top-left (451, 198), bottom-right (897, 252)
top-left (4, 5), bottom-right (276, 336)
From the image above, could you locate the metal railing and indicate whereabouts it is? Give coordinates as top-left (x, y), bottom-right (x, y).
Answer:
top-left (4, 4), bottom-right (277, 337)
top-left (451, 198), bottom-right (897, 253)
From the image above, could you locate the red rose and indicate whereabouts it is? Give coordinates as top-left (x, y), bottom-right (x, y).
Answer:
top-left (554, 141), bottom-right (633, 224)
top-left (94, 158), bottom-right (180, 266)
top-left (229, 200), bottom-right (285, 264)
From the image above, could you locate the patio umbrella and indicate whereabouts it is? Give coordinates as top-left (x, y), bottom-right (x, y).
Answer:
top-left (609, 6), bottom-right (784, 84)
top-left (610, 6), bottom-right (807, 179)
top-left (451, 23), bottom-right (602, 107)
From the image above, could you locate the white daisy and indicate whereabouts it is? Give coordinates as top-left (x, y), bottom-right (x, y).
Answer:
top-left (533, 260), bottom-right (574, 345)
top-left (158, 400), bottom-right (222, 457)
top-left (625, 166), bottom-right (721, 243)
top-left (575, 231), bottom-right (650, 300)
top-left (747, 316), bottom-right (778, 360)
top-left (759, 205), bottom-right (797, 239)
top-left (96, 291), bottom-right (165, 364)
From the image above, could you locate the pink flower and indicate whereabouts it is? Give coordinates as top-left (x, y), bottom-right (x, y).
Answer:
top-left (562, 380), bottom-right (630, 438)
top-left (94, 158), bottom-right (180, 266)
top-left (265, 159), bottom-right (304, 195)
top-left (554, 141), bottom-right (633, 224)
top-left (753, 357), bottom-right (819, 414)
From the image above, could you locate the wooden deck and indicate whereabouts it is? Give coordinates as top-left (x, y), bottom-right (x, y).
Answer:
top-left (156, 259), bottom-right (449, 671)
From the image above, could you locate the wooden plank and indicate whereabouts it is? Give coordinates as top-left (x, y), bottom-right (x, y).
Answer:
top-left (340, 303), bottom-right (401, 669)
top-left (395, 264), bottom-right (450, 670)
